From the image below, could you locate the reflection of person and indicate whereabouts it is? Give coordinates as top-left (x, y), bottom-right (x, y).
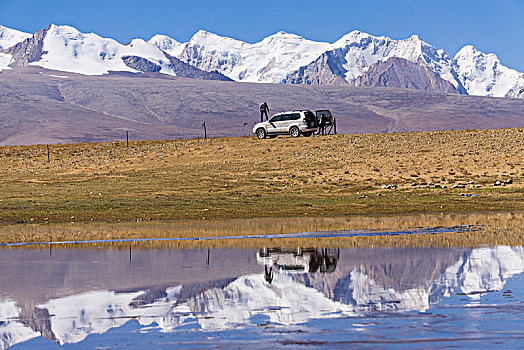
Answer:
top-left (260, 102), bottom-right (269, 122)
top-left (264, 265), bottom-right (273, 284)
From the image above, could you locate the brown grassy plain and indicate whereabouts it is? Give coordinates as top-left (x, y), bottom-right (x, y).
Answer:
top-left (0, 127), bottom-right (522, 229)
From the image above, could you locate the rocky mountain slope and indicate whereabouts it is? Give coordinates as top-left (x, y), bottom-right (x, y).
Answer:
top-left (0, 24), bottom-right (522, 98)
top-left (284, 51), bottom-right (351, 86)
top-left (352, 57), bottom-right (460, 93)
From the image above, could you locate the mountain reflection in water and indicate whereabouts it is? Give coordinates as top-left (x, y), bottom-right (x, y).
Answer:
top-left (1, 245), bottom-right (523, 348)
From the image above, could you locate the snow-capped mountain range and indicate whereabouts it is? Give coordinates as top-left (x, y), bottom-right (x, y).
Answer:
top-left (0, 24), bottom-right (522, 98)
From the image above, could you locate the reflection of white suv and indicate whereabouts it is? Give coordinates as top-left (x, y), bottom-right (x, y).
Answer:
top-left (253, 110), bottom-right (318, 139)
top-left (256, 248), bottom-right (339, 274)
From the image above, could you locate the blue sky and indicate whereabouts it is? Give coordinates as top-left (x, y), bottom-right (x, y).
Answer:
top-left (1, 0), bottom-right (523, 70)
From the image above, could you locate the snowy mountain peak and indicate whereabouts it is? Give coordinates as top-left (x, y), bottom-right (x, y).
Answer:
top-left (455, 44), bottom-right (524, 97)
top-left (47, 24), bottom-right (82, 36)
top-left (128, 38), bottom-right (149, 47)
top-left (179, 28), bottom-right (330, 82)
top-left (189, 29), bottom-right (246, 48)
top-left (266, 31), bottom-right (304, 39)
top-left (195, 29), bottom-right (213, 36)
top-left (0, 24), bottom-right (32, 49)
top-left (149, 34), bottom-right (180, 46)
top-left (191, 29), bottom-right (223, 42)
top-left (334, 30), bottom-right (381, 46)
top-left (2, 24), bottom-right (231, 81)
top-left (260, 31), bottom-right (313, 46)
top-left (455, 44), bottom-right (476, 56)
top-left (148, 34), bottom-right (184, 57)
top-left (456, 45), bottom-right (497, 61)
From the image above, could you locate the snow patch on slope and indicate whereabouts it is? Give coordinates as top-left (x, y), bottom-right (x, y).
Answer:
top-left (343, 270), bottom-right (431, 312)
top-left (0, 53), bottom-right (13, 71)
top-left (0, 25), bottom-right (31, 49)
top-left (455, 245), bottom-right (524, 298)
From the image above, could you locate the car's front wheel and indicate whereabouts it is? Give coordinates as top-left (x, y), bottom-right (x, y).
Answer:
top-left (289, 126), bottom-right (300, 138)
top-left (256, 128), bottom-right (267, 139)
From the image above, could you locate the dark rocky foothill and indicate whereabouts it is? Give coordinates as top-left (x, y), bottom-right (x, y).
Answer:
top-left (163, 52), bottom-right (232, 81)
top-left (122, 55), bottom-right (162, 72)
top-left (352, 57), bottom-right (460, 94)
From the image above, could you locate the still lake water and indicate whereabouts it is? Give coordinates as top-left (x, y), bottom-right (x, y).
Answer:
top-left (1, 218), bottom-right (523, 348)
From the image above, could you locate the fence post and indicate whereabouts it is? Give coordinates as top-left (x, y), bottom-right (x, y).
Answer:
top-left (202, 122), bottom-right (207, 139)
top-left (126, 131), bottom-right (129, 148)
top-left (47, 145), bottom-right (50, 163)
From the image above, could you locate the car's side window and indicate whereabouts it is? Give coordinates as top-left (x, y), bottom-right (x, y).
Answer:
top-left (270, 115), bottom-right (282, 122)
top-left (281, 114), bottom-right (291, 121)
top-left (292, 113), bottom-right (301, 120)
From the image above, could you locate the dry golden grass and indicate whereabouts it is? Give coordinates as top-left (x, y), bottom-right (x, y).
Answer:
top-left (0, 127), bottom-right (523, 226)
top-left (1, 212), bottom-right (522, 249)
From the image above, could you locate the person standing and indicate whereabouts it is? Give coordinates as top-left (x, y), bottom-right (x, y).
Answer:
top-left (260, 102), bottom-right (269, 122)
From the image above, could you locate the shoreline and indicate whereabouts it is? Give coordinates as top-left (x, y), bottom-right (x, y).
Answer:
top-left (1, 211), bottom-right (522, 248)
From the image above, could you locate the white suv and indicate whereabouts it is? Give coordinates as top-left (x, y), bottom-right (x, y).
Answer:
top-left (253, 110), bottom-right (318, 139)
